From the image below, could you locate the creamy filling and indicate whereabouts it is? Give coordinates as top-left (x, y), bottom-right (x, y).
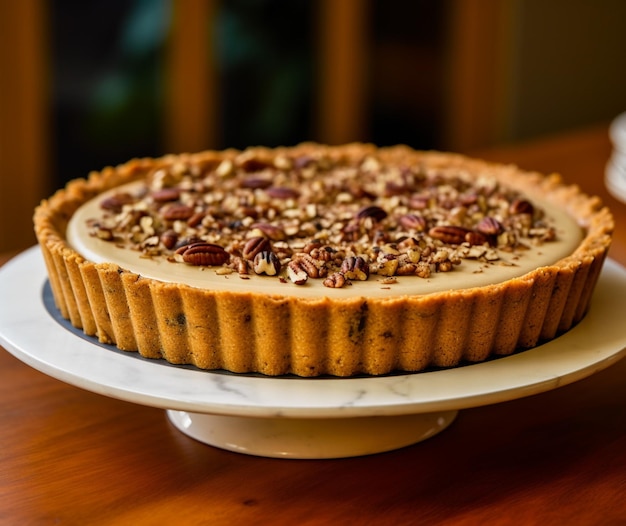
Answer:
top-left (67, 184), bottom-right (583, 299)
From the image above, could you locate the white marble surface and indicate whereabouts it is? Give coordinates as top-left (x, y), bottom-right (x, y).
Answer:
top-left (2, 247), bottom-right (626, 457)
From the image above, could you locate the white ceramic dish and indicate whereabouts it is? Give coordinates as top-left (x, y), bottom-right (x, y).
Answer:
top-left (1, 247), bottom-right (626, 458)
top-left (606, 159), bottom-right (626, 204)
top-left (607, 112), bottom-right (626, 203)
top-left (609, 111), bottom-right (626, 152)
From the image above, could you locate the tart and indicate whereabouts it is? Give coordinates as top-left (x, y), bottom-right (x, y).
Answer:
top-left (34, 143), bottom-right (613, 376)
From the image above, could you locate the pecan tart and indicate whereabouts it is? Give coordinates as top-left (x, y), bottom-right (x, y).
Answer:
top-left (33, 143), bottom-right (613, 376)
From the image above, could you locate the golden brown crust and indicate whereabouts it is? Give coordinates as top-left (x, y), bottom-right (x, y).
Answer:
top-left (33, 144), bottom-right (614, 376)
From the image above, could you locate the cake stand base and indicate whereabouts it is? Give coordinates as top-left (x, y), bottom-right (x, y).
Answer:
top-left (166, 409), bottom-right (458, 459)
top-left (3, 249), bottom-right (626, 461)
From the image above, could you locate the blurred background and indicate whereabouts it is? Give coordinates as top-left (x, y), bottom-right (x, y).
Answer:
top-left (1, 0), bottom-right (626, 253)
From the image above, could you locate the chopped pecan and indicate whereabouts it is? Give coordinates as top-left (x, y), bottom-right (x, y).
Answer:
top-left (323, 272), bottom-right (347, 288)
top-left (396, 237), bottom-right (419, 250)
top-left (309, 246), bottom-right (334, 262)
top-left (529, 226), bottom-right (557, 242)
top-left (396, 262), bottom-right (419, 276)
top-left (253, 251), bottom-right (281, 276)
top-left (371, 257), bottom-right (399, 277)
top-left (302, 240), bottom-right (322, 253)
top-left (437, 260), bottom-right (454, 272)
top-left (90, 224), bottom-right (115, 241)
top-left (414, 262), bottom-right (432, 278)
top-left (232, 256), bottom-right (249, 275)
top-left (340, 221), bottom-right (361, 242)
top-left (340, 256), bottom-right (370, 281)
top-left (287, 260), bottom-right (309, 285)
top-left (215, 159), bottom-right (234, 177)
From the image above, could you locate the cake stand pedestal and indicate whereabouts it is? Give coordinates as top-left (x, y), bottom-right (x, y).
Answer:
top-left (2, 247), bottom-right (626, 459)
top-left (166, 410), bottom-right (458, 458)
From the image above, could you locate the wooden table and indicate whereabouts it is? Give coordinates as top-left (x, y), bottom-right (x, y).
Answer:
top-left (1, 124), bottom-right (625, 525)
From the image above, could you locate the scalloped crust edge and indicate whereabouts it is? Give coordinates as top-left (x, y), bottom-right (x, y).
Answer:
top-left (33, 144), bottom-right (614, 377)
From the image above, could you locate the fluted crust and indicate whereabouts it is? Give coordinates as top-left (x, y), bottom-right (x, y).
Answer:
top-left (33, 144), bottom-right (613, 376)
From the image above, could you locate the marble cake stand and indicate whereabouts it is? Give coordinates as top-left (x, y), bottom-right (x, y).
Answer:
top-left (2, 247), bottom-right (626, 459)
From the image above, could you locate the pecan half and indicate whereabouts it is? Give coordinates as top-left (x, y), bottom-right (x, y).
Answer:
top-left (476, 216), bottom-right (503, 236)
top-left (357, 205), bottom-right (388, 222)
top-left (509, 198), bottom-right (534, 216)
top-left (160, 229), bottom-right (178, 250)
top-left (240, 176), bottom-right (273, 189)
top-left (250, 222), bottom-right (287, 241)
top-left (309, 246), bottom-right (334, 262)
top-left (100, 192), bottom-right (135, 213)
top-left (465, 231), bottom-right (489, 246)
top-left (291, 253), bottom-right (323, 279)
top-left (151, 188), bottom-right (181, 202)
top-left (384, 181), bottom-right (408, 196)
top-left (178, 242), bottom-right (230, 266)
top-left (408, 194), bottom-right (429, 210)
top-left (428, 225), bottom-right (470, 245)
top-left (239, 157), bottom-right (272, 172)
top-left (174, 236), bottom-right (203, 251)
top-left (187, 211), bottom-right (206, 228)
top-left (161, 203), bottom-right (195, 221)
top-left (266, 186), bottom-right (300, 199)
top-left (399, 213), bottom-right (427, 232)
top-left (242, 236), bottom-right (271, 260)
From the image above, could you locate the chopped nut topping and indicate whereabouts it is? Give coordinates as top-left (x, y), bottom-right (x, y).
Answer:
top-left (87, 147), bottom-right (561, 288)
top-left (253, 251), bottom-right (281, 276)
top-left (341, 256), bottom-right (370, 281)
top-left (242, 236), bottom-right (272, 261)
top-left (323, 272), bottom-right (347, 288)
top-left (287, 260), bottom-right (309, 285)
